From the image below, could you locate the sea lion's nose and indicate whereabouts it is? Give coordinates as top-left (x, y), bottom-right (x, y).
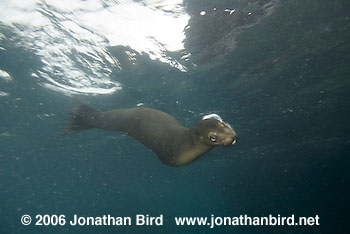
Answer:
top-left (231, 135), bottom-right (237, 145)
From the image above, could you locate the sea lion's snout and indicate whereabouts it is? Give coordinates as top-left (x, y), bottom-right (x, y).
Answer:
top-left (228, 135), bottom-right (237, 146)
top-left (231, 136), bottom-right (237, 145)
top-left (222, 134), bottom-right (237, 147)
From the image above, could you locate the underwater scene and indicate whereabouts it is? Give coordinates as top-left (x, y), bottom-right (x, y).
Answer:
top-left (0, 0), bottom-right (349, 233)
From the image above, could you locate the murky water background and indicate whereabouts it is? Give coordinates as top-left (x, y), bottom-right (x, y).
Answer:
top-left (0, 1), bottom-right (349, 233)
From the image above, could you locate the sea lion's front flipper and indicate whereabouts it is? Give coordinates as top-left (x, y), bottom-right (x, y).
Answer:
top-left (62, 103), bottom-right (98, 135)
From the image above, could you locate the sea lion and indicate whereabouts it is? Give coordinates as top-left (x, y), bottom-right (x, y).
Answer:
top-left (64, 103), bottom-right (237, 166)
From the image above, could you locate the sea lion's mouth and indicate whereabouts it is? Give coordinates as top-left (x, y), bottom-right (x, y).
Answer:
top-left (223, 138), bottom-right (236, 146)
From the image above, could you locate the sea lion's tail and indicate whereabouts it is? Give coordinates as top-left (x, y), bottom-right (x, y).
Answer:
top-left (61, 103), bottom-right (98, 135)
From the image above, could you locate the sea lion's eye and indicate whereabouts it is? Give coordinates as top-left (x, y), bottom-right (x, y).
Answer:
top-left (210, 135), bottom-right (217, 142)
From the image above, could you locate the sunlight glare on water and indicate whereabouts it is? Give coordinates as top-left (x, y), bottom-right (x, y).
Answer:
top-left (0, 0), bottom-right (190, 95)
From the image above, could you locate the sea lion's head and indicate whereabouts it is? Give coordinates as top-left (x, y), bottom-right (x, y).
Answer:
top-left (195, 114), bottom-right (237, 147)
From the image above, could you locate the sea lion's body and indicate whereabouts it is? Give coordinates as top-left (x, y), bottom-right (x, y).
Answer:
top-left (65, 104), bottom-right (237, 166)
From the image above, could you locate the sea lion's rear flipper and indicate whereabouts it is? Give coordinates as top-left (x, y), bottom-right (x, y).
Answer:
top-left (61, 103), bottom-right (98, 135)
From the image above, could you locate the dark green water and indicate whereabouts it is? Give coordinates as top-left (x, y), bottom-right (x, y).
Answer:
top-left (0, 0), bottom-right (349, 234)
